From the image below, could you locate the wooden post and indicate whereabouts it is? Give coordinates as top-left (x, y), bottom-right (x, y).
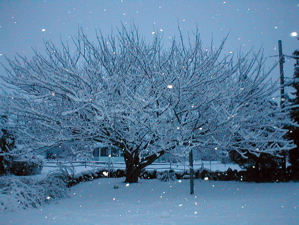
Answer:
top-left (189, 149), bottom-right (194, 195)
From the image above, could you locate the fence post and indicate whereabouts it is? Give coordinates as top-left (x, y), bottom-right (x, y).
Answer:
top-left (189, 149), bottom-right (194, 195)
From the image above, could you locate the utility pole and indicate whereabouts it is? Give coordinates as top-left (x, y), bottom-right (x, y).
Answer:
top-left (278, 40), bottom-right (285, 108)
top-left (278, 40), bottom-right (287, 180)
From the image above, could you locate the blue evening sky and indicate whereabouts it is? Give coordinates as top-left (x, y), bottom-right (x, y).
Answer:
top-left (0, 0), bottom-right (298, 87)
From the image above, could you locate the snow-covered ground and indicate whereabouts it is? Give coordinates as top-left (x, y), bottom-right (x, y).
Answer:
top-left (1, 177), bottom-right (298, 225)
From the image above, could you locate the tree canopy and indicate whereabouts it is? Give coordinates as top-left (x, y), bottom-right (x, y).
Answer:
top-left (0, 25), bottom-right (295, 182)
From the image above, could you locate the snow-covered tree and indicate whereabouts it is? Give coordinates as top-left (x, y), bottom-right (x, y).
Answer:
top-left (0, 109), bottom-right (16, 174)
top-left (288, 49), bottom-right (299, 179)
top-left (0, 25), bottom-right (295, 182)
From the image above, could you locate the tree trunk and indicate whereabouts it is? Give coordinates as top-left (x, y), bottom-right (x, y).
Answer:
top-left (124, 151), bottom-right (142, 183)
top-left (123, 149), bottom-right (165, 183)
top-left (125, 162), bottom-right (142, 183)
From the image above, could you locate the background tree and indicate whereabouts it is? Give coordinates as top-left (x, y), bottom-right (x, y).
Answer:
top-left (288, 49), bottom-right (299, 179)
top-left (227, 92), bottom-right (287, 181)
top-left (0, 111), bottom-right (16, 174)
top-left (0, 25), bottom-right (295, 182)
